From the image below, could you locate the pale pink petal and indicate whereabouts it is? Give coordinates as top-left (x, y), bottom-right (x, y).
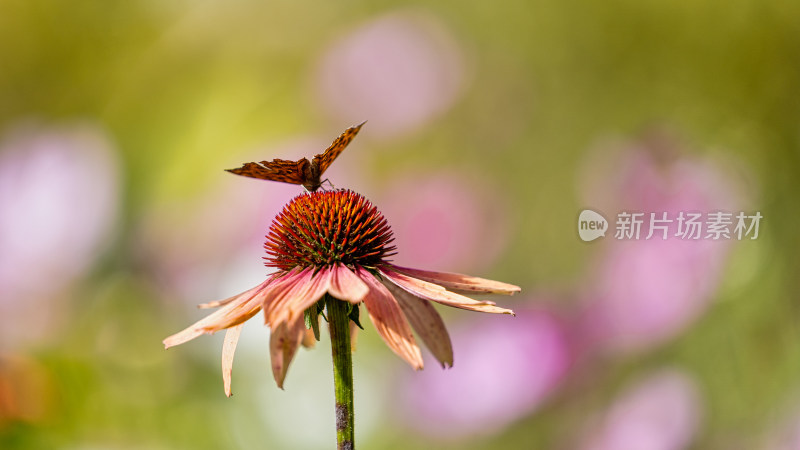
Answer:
top-left (198, 297), bottom-right (237, 309)
top-left (356, 267), bottom-right (423, 369)
top-left (382, 278), bottom-right (453, 368)
top-left (163, 279), bottom-right (270, 349)
top-left (263, 267), bottom-right (332, 327)
top-left (269, 317), bottom-right (306, 389)
top-left (261, 267), bottom-right (313, 325)
top-left (390, 265), bottom-right (521, 295)
top-left (199, 287), bottom-right (271, 333)
top-left (222, 324), bottom-right (243, 397)
top-left (380, 267), bottom-right (515, 316)
top-left (199, 273), bottom-right (280, 309)
top-left (197, 283), bottom-right (264, 309)
top-left (328, 263), bottom-right (369, 303)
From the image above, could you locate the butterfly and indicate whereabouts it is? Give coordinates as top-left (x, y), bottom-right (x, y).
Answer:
top-left (226, 122), bottom-right (366, 192)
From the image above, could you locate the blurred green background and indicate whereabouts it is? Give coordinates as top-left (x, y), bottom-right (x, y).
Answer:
top-left (1, 0), bottom-right (799, 449)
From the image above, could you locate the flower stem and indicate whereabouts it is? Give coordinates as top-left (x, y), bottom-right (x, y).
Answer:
top-left (326, 294), bottom-right (354, 450)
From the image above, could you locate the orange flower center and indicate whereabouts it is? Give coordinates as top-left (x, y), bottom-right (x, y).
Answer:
top-left (264, 190), bottom-right (397, 271)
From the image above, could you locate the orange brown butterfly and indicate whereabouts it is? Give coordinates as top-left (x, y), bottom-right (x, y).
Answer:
top-left (226, 122), bottom-right (366, 192)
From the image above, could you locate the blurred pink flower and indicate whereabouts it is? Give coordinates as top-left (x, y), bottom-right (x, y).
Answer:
top-left (396, 304), bottom-right (571, 438)
top-left (0, 122), bottom-right (119, 347)
top-left (578, 369), bottom-right (703, 450)
top-left (577, 136), bottom-right (743, 353)
top-left (315, 10), bottom-right (467, 138)
top-left (377, 172), bottom-right (511, 273)
top-left (579, 135), bottom-right (744, 217)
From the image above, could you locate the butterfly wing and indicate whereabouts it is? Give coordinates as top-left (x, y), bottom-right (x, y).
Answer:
top-left (312, 121), bottom-right (365, 175)
top-left (226, 158), bottom-right (309, 185)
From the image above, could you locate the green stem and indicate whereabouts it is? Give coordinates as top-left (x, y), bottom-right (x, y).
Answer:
top-left (326, 294), bottom-right (354, 450)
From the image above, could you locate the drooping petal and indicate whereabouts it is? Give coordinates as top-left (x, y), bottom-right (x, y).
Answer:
top-left (328, 263), bottom-right (369, 303)
top-left (389, 265), bottom-right (521, 295)
top-left (199, 273), bottom-right (281, 309)
top-left (263, 267), bottom-right (332, 327)
top-left (202, 289), bottom-right (272, 333)
top-left (198, 297), bottom-right (236, 309)
top-left (357, 267), bottom-right (423, 369)
top-left (222, 324), bottom-right (244, 397)
top-left (380, 267), bottom-right (515, 316)
top-left (262, 267), bottom-right (314, 325)
top-left (163, 279), bottom-right (271, 349)
top-left (382, 278), bottom-right (453, 368)
top-left (269, 316), bottom-right (306, 389)
top-left (301, 327), bottom-right (317, 348)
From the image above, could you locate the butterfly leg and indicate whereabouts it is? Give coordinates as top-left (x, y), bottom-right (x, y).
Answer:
top-left (321, 178), bottom-right (336, 191)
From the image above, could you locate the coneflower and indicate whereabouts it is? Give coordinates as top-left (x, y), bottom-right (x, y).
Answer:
top-left (164, 189), bottom-right (519, 449)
